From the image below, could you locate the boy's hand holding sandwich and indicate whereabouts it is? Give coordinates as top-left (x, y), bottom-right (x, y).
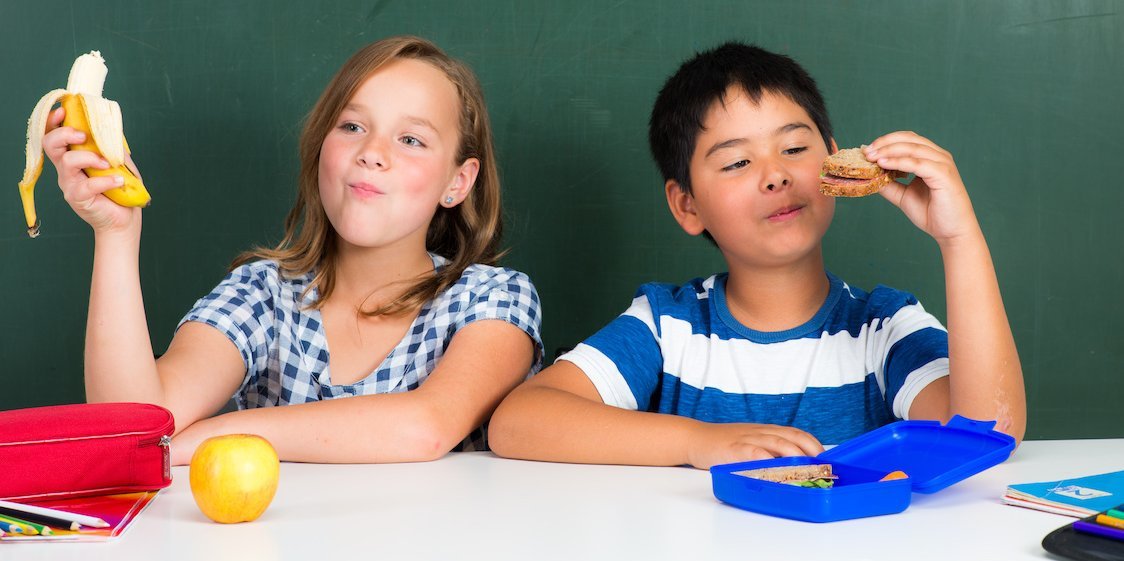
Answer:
top-left (863, 131), bottom-right (978, 244)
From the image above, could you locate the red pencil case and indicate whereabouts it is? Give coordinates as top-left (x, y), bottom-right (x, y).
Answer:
top-left (0, 402), bottom-right (175, 501)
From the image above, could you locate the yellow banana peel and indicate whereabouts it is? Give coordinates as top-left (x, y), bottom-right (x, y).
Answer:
top-left (19, 51), bottom-right (151, 238)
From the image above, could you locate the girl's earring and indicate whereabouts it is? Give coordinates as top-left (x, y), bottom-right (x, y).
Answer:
top-left (445, 196), bottom-right (454, 205)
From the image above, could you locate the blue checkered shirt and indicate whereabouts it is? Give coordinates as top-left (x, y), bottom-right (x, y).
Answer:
top-left (178, 253), bottom-right (543, 451)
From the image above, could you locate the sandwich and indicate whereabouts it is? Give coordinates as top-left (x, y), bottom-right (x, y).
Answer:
top-left (819, 147), bottom-right (901, 197)
top-left (734, 464), bottom-right (837, 488)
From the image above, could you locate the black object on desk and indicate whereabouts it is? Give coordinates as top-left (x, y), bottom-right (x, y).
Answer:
top-left (1042, 505), bottom-right (1124, 561)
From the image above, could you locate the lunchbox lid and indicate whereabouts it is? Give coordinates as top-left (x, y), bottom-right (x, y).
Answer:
top-left (817, 415), bottom-right (1016, 494)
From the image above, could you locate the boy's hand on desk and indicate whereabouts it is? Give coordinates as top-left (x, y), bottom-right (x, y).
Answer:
top-left (42, 107), bottom-right (143, 235)
top-left (684, 422), bottom-right (824, 470)
top-left (863, 132), bottom-right (981, 247)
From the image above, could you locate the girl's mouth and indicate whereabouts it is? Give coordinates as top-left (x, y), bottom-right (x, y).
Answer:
top-left (349, 182), bottom-right (384, 198)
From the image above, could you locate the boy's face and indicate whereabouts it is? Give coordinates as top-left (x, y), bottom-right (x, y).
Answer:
top-left (669, 88), bottom-right (834, 269)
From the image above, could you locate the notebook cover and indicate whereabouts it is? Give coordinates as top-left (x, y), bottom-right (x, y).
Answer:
top-left (1008, 470), bottom-right (1124, 518)
top-left (0, 491), bottom-right (158, 542)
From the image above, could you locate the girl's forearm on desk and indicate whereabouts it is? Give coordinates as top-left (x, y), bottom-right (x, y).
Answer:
top-left (172, 391), bottom-right (484, 465)
top-left (85, 226), bottom-right (163, 404)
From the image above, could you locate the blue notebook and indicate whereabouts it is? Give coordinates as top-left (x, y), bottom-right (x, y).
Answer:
top-left (1005, 470), bottom-right (1124, 517)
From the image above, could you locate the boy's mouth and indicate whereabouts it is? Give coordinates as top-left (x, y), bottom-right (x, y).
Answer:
top-left (766, 204), bottom-right (804, 221)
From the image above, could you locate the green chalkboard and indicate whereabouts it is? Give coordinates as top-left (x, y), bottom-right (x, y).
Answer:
top-left (1, 1), bottom-right (1120, 439)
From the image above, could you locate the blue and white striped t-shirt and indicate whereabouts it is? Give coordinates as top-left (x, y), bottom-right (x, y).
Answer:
top-left (179, 253), bottom-right (543, 451)
top-left (559, 272), bottom-right (948, 444)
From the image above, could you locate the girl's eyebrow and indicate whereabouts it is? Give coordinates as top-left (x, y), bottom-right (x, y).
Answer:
top-left (405, 116), bottom-right (438, 133)
top-left (340, 104), bottom-right (438, 134)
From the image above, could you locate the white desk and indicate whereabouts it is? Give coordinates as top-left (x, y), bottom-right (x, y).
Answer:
top-left (6, 439), bottom-right (1123, 560)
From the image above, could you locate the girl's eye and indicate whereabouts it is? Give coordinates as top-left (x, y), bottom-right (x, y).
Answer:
top-left (783, 146), bottom-right (808, 155)
top-left (722, 159), bottom-right (750, 172)
top-left (340, 122), bottom-right (364, 133)
top-left (400, 135), bottom-right (426, 148)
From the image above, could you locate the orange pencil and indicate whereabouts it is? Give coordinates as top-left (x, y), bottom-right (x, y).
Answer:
top-left (1096, 513), bottom-right (1124, 530)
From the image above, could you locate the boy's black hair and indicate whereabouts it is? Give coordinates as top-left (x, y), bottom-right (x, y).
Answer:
top-left (648, 42), bottom-right (834, 197)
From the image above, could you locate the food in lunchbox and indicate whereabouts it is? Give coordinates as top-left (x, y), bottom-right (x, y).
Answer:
top-left (734, 464), bottom-right (838, 488)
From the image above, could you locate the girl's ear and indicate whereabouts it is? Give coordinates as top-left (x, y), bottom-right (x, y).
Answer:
top-left (665, 179), bottom-right (705, 236)
top-left (442, 157), bottom-right (480, 208)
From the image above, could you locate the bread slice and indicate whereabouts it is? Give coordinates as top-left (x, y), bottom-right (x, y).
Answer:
top-left (822, 147), bottom-right (882, 179)
top-left (734, 463), bottom-right (835, 483)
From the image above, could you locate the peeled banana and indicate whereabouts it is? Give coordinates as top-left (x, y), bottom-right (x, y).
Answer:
top-left (18, 51), bottom-right (151, 238)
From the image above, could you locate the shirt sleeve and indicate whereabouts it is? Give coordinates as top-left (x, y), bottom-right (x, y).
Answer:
top-left (868, 289), bottom-right (950, 420)
top-left (177, 263), bottom-right (276, 384)
top-left (452, 268), bottom-right (544, 374)
top-left (557, 291), bottom-right (664, 411)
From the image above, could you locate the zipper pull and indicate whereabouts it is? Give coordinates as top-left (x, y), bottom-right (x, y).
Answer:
top-left (160, 435), bottom-right (172, 480)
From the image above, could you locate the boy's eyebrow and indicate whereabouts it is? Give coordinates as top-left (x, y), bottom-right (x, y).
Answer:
top-left (704, 138), bottom-right (746, 159)
top-left (777, 122), bottom-right (812, 135)
top-left (704, 122), bottom-right (813, 159)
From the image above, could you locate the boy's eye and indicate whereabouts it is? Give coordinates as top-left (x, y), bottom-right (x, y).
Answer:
top-left (783, 146), bottom-right (808, 155)
top-left (400, 135), bottom-right (426, 148)
top-left (722, 159), bottom-right (750, 172)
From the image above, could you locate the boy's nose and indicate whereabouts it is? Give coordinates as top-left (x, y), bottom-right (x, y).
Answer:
top-left (766, 179), bottom-right (790, 191)
top-left (761, 160), bottom-right (792, 192)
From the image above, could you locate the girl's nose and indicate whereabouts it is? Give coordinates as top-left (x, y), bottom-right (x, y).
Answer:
top-left (358, 139), bottom-right (388, 169)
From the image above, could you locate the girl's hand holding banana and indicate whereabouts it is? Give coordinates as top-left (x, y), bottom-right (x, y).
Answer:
top-left (19, 51), bottom-right (150, 237)
top-left (42, 107), bottom-right (144, 235)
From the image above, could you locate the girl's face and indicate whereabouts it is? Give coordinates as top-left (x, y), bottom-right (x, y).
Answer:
top-left (318, 58), bottom-right (478, 252)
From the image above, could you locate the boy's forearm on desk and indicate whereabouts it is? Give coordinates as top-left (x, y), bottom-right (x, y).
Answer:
top-left (939, 229), bottom-right (1026, 440)
top-left (489, 385), bottom-right (694, 466)
top-left (85, 229), bottom-right (164, 405)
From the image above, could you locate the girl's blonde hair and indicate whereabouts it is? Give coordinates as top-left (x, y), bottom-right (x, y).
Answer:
top-left (233, 36), bottom-right (504, 316)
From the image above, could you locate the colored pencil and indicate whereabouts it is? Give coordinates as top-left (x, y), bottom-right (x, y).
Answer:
top-left (1097, 513), bottom-right (1124, 530)
top-left (0, 519), bottom-right (26, 535)
top-left (0, 499), bottom-right (109, 529)
top-left (0, 505), bottom-right (79, 531)
top-left (0, 514), bottom-right (40, 536)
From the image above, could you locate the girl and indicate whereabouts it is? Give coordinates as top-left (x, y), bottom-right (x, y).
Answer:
top-left (42, 36), bottom-right (543, 465)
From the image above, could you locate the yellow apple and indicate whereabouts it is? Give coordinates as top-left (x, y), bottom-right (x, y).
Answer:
top-left (189, 434), bottom-right (280, 524)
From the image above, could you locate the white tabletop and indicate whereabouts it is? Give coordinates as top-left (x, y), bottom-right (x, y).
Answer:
top-left (6, 438), bottom-right (1123, 560)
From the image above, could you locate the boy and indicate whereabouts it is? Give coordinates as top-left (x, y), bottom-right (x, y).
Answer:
top-left (489, 42), bottom-right (1025, 469)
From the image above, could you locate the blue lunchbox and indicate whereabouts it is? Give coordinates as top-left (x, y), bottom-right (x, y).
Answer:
top-left (709, 415), bottom-right (1017, 523)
